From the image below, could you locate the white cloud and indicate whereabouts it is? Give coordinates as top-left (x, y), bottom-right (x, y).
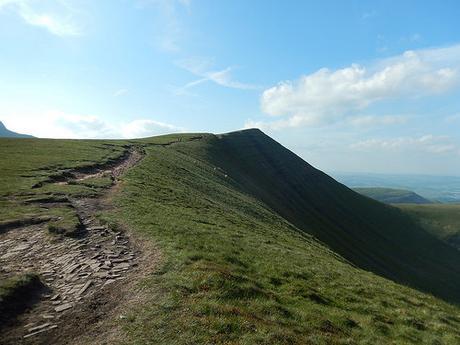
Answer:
top-left (113, 89), bottom-right (129, 97)
top-left (254, 44), bottom-right (460, 129)
top-left (347, 115), bottom-right (408, 127)
top-left (244, 114), bottom-right (408, 132)
top-left (0, 0), bottom-right (81, 36)
top-left (350, 134), bottom-right (458, 154)
top-left (1, 111), bottom-right (183, 139)
top-left (122, 119), bottom-right (183, 138)
top-left (176, 57), bottom-right (258, 91)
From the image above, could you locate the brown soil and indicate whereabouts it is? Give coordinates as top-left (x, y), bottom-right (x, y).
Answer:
top-left (0, 149), bottom-right (160, 345)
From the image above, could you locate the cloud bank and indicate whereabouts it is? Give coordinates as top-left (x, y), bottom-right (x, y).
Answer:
top-left (1, 111), bottom-right (183, 139)
top-left (251, 45), bottom-right (460, 130)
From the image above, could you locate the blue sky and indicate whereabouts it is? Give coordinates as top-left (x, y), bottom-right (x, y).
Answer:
top-left (1, 0), bottom-right (459, 175)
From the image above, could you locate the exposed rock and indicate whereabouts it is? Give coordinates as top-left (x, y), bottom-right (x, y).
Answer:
top-left (55, 303), bottom-right (73, 312)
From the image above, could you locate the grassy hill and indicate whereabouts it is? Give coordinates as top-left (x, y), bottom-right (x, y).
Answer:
top-left (397, 204), bottom-right (460, 250)
top-left (114, 130), bottom-right (460, 344)
top-left (354, 187), bottom-right (432, 204)
top-left (1, 131), bottom-right (460, 344)
top-left (179, 129), bottom-right (460, 303)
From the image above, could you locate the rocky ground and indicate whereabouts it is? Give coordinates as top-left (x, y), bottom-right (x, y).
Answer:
top-left (0, 149), bottom-right (146, 344)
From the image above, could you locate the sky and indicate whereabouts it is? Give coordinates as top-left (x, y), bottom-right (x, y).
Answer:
top-left (0, 0), bottom-right (460, 175)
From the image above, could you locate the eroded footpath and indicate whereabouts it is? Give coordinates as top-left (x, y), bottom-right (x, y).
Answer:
top-left (0, 149), bottom-right (145, 344)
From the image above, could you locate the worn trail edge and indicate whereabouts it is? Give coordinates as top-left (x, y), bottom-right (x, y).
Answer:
top-left (0, 148), bottom-right (153, 345)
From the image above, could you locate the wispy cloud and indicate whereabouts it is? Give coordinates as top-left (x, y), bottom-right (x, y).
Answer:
top-left (249, 44), bottom-right (460, 130)
top-left (140, 0), bottom-right (191, 52)
top-left (362, 10), bottom-right (377, 20)
top-left (113, 89), bottom-right (129, 97)
top-left (347, 115), bottom-right (408, 127)
top-left (401, 33), bottom-right (422, 43)
top-left (175, 57), bottom-right (259, 92)
top-left (350, 135), bottom-right (458, 155)
top-left (0, 0), bottom-right (81, 36)
top-left (1, 111), bottom-right (184, 139)
top-left (445, 113), bottom-right (460, 123)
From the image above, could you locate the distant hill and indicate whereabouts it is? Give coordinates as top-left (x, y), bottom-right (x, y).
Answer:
top-left (398, 203), bottom-right (460, 250)
top-left (0, 121), bottom-right (34, 138)
top-left (354, 187), bottom-right (432, 204)
top-left (333, 172), bottom-right (460, 203)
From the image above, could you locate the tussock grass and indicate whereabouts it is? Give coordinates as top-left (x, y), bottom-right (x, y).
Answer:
top-left (47, 205), bottom-right (82, 237)
top-left (0, 274), bottom-right (44, 327)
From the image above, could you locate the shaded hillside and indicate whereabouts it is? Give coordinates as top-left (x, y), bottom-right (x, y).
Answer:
top-left (0, 121), bottom-right (34, 138)
top-left (398, 204), bottom-right (460, 250)
top-left (172, 129), bottom-right (460, 304)
top-left (354, 187), bottom-right (432, 204)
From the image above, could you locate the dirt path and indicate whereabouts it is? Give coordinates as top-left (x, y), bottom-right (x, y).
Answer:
top-left (0, 149), bottom-right (150, 345)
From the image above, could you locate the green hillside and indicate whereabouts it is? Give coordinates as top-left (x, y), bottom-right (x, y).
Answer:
top-left (354, 187), bottom-right (432, 204)
top-left (1, 132), bottom-right (460, 344)
top-left (397, 204), bottom-right (460, 250)
top-left (0, 137), bottom-right (128, 225)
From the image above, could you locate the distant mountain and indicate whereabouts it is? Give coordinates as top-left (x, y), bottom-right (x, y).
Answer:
top-left (0, 121), bottom-right (34, 138)
top-left (397, 203), bottom-right (460, 250)
top-left (354, 187), bottom-right (433, 204)
top-left (332, 172), bottom-right (460, 203)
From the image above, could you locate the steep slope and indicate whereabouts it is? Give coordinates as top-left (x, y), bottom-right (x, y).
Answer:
top-left (171, 129), bottom-right (460, 304)
top-left (398, 204), bottom-right (460, 250)
top-left (354, 187), bottom-right (432, 204)
top-left (0, 121), bottom-right (34, 138)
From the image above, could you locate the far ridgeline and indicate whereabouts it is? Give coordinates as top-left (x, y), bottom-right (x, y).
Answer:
top-left (354, 187), bottom-right (432, 204)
